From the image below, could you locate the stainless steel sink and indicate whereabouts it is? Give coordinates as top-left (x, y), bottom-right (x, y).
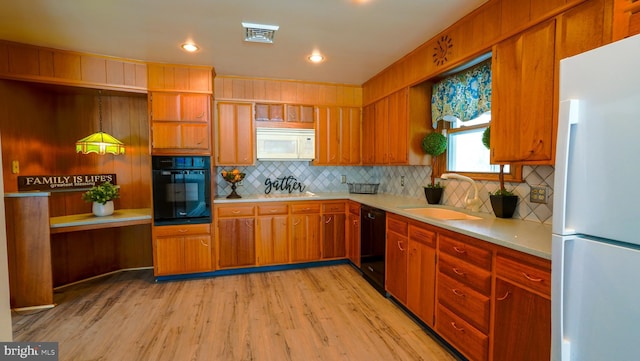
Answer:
top-left (402, 207), bottom-right (482, 221)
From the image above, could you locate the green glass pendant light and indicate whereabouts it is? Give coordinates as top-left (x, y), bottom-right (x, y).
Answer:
top-left (75, 91), bottom-right (125, 155)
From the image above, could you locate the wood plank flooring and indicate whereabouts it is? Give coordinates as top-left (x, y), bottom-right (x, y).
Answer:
top-left (12, 265), bottom-right (458, 361)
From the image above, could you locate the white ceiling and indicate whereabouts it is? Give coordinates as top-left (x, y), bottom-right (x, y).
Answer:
top-left (0, 0), bottom-right (487, 86)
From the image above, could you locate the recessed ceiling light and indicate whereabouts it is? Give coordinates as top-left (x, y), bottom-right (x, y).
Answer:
top-left (181, 43), bottom-right (199, 52)
top-left (308, 53), bottom-right (325, 63)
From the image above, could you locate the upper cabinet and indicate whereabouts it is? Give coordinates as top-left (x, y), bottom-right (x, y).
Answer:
top-left (491, 0), bottom-right (612, 164)
top-left (613, 0), bottom-right (640, 40)
top-left (491, 20), bottom-right (557, 164)
top-left (148, 64), bottom-right (214, 155)
top-left (149, 92), bottom-right (211, 154)
top-left (216, 102), bottom-right (255, 166)
top-left (315, 106), bottom-right (361, 165)
top-left (362, 87), bottom-right (430, 166)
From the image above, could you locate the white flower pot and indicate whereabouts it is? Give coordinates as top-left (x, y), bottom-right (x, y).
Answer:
top-left (92, 201), bottom-right (114, 217)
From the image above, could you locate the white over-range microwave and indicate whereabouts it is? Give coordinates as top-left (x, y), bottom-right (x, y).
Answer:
top-left (256, 128), bottom-right (315, 161)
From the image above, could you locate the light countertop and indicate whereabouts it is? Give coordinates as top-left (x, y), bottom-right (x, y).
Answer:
top-left (214, 192), bottom-right (552, 260)
top-left (50, 208), bottom-right (152, 231)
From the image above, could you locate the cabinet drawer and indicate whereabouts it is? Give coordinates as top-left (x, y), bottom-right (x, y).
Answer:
top-left (409, 225), bottom-right (435, 247)
top-left (496, 255), bottom-right (551, 297)
top-left (322, 202), bottom-right (345, 213)
top-left (257, 203), bottom-right (288, 215)
top-left (154, 224), bottom-right (211, 237)
top-left (438, 253), bottom-right (491, 295)
top-left (290, 203), bottom-right (321, 214)
top-left (438, 273), bottom-right (490, 333)
top-left (387, 216), bottom-right (408, 236)
top-left (348, 202), bottom-right (360, 216)
top-left (437, 305), bottom-right (489, 361)
top-left (439, 234), bottom-right (492, 270)
top-left (217, 206), bottom-right (255, 217)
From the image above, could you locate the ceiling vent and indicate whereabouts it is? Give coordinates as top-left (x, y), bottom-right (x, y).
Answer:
top-left (242, 22), bottom-right (279, 44)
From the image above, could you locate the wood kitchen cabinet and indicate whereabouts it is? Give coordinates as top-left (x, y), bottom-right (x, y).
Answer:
top-left (315, 106), bottom-right (361, 165)
top-left (385, 214), bottom-right (408, 304)
top-left (406, 224), bottom-right (436, 327)
top-left (613, 0), bottom-right (640, 40)
top-left (492, 248), bottom-right (551, 361)
top-left (153, 224), bottom-right (212, 276)
top-left (492, 0), bottom-right (612, 165)
top-left (216, 205), bottom-right (256, 268)
top-left (491, 19), bottom-right (557, 164)
top-left (216, 102), bottom-right (255, 165)
top-left (256, 203), bottom-right (289, 265)
top-left (362, 87), bottom-right (428, 165)
top-left (290, 202), bottom-right (322, 262)
top-left (436, 231), bottom-right (492, 361)
top-left (385, 214), bottom-right (437, 327)
top-left (321, 202), bottom-right (346, 259)
top-left (346, 201), bottom-right (361, 267)
top-left (150, 92), bottom-right (211, 153)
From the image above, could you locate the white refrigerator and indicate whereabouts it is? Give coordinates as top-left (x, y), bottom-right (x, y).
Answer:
top-left (552, 34), bottom-right (640, 360)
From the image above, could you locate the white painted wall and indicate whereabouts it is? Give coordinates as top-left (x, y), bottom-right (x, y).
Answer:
top-left (0, 134), bottom-right (13, 340)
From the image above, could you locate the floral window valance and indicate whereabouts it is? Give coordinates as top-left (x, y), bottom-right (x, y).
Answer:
top-left (431, 59), bottom-right (492, 128)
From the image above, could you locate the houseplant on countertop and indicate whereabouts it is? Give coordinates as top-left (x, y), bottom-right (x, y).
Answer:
top-left (482, 126), bottom-right (518, 218)
top-left (421, 132), bottom-right (447, 204)
top-left (82, 181), bottom-right (120, 216)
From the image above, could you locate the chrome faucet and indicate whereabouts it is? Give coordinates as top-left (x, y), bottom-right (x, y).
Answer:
top-left (441, 173), bottom-right (482, 212)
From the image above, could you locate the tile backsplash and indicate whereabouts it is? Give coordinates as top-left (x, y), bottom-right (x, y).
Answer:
top-left (215, 161), bottom-right (554, 224)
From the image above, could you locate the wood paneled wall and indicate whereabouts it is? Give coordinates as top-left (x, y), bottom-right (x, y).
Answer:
top-left (215, 76), bottom-right (362, 107)
top-left (0, 79), bottom-right (151, 216)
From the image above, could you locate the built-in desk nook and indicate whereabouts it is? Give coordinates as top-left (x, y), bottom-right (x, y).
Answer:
top-left (4, 193), bottom-right (152, 310)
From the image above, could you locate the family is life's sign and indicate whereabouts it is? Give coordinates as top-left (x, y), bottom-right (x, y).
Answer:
top-left (17, 174), bottom-right (117, 192)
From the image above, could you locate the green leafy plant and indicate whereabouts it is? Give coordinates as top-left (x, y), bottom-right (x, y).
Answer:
top-left (81, 182), bottom-right (120, 204)
top-left (421, 132), bottom-right (447, 187)
top-left (482, 126), bottom-right (514, 196)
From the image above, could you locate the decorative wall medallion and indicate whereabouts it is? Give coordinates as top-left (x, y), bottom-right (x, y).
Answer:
top-left (433, 35), bottom-right (453, 66)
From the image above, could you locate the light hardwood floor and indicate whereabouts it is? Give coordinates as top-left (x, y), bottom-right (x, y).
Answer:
top-left (12, 265), bottom-right (458, 361)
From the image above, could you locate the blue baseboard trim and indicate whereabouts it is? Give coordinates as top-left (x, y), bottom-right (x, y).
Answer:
top-left (155, 258), bottom-right (351, 282)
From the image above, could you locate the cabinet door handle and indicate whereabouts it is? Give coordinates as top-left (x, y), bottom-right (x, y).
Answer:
top-left (397, 241), bottom-right (405, 251)
top-left (232, 210), bottom-right (240, 214)
top-left (453, 246), bottom-right (466, 254)
top-left (522, 272), bottom-right (543, 282)
top-left (177, 229), bottom-right (188, 233)
top-left (452, 288), bottom-right (465, 297)
top-left (450, 322), bottom-right (465, 332)
top-left (200, 239), bottom-right (209, 247)
top-left (245, 220), bottom-right (253, 228)
top-left (325, 216), bottom-right (333, 224)
top-left (293, 219), bottom-right (301, 226)
top-left (497, 290), bottom-right (511, 301)
top-left (196, 111), bottom-right (204, 118)
top-left (452, 267), bottom-right (465, 276)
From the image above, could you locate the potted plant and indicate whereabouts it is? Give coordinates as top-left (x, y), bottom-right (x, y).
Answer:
top-left (483, 126), bottom-right (518, 218)
top-left (421, 132), bottom-right (447, 204)
top-left (82, 181), bottom-right (120, 216)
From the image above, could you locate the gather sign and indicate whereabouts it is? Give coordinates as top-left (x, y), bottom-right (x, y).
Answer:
top-left (17, 174), bottom-right (117, 192)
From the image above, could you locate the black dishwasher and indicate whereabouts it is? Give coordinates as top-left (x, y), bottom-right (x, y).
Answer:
top-left (360, 205), bottom-right (386, 294)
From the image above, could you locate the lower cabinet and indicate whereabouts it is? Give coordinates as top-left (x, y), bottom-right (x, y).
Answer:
top-left (216, 204), bottom-right (256, 269)
top-left (153, 224), bottom-right (212, 276)
top-left (383, 213), bottom-right (550, 361)
top-left (347, 201), bottom-right (361, 267)
top-left (385, 214), bottom-right (437, 328)
top-left (492, 249), bottom-right (551, 361)
top-left (322, 202), bottom-right (346, 259)
top-left (256, 203), bottom-right (289, 265)
top-left (290, 202), bottom-right (322, 262)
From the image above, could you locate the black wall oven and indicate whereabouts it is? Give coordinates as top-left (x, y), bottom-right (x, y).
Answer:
top-left (152, 156), bottom-right (211, 225)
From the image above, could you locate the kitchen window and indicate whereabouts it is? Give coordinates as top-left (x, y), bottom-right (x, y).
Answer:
top-left (431, 56), bottom-right (520, 181)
